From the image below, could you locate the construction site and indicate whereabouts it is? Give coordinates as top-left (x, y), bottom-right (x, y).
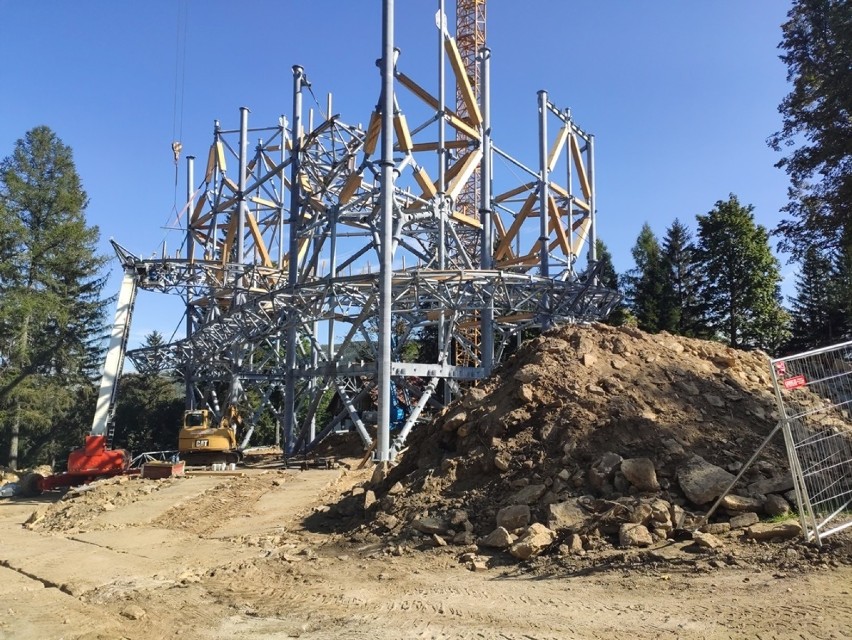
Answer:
top-left (2, 1), bottom-right (852, 638)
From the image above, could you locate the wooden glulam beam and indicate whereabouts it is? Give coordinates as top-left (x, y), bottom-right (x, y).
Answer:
top-left (494, 181), bottom-right (536, 204)
top-left (495, 191), bottom-right (537, 260)
top-left (548, 125), bottom-right (570, 173)
top-left (245, 211), bottom-right (273, 267)
top-left (393, 114), bottom-right (414, 153)
top-left (569, 133), bottom-right (592, 201)
top-left (364, 111), bottom-right (381, 156)
top-left (444, 34), bottom-right (482, 126)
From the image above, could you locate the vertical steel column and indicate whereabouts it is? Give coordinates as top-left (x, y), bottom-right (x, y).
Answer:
top-left (537, 90), bottom-right (550, 279)
top-left (479, 46), bottom-right (494, 372)
top-left (376, 0), bottom-right (395, 462)
top-left (185, 154), bottom-right (195, 410)
top-left (437, 0), bottom-right (449, 404)
top-left (237, 107), bottom-right (249, 264)
top-left (588, 134), bottom-right (597, 268)
top-left (283, 66), bottom-right (305, 455)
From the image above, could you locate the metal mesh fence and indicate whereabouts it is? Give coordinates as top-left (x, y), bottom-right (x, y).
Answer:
top-left (770, 341), bottom-right (852, 544)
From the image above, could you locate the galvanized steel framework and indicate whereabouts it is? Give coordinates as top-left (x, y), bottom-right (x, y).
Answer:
top-left (124, 0), bottom-right (619, 461)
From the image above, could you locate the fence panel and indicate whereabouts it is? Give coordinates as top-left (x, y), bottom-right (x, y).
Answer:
top-left (770, 341), bottom-right (852, 544)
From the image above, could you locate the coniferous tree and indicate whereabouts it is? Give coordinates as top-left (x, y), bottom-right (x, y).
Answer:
top-left (625, 223), bottom-right (665, 332)
top-left (0, 127), bottom-right (108, 467)
top-left (785, 244), bottom-right (843, 353)
top-left (595, 239), bottom-right (630, 326)
top-left (695, 195), bottom-right (790, 351)
top-left (769, 0), bottom-right (852, 256)
top-left (659, 219), bottom-right (704, 336)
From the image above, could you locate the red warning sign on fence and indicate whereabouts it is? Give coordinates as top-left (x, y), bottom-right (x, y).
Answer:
top-left (783, 375), bottom-right (807, 390)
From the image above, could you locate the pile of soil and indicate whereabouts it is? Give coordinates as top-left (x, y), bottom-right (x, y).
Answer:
top-left (322, 323), bottom-right (837, 567)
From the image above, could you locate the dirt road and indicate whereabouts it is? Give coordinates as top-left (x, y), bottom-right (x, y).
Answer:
top-left (1, 467), bottom-right (851, 639)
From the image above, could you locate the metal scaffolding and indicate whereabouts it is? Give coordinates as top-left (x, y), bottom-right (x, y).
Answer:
top-left (122, 0), bottom-right (620, 462)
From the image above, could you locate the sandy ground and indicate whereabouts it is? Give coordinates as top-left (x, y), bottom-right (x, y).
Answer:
top-left (1, 465), bottom-right (851, 640)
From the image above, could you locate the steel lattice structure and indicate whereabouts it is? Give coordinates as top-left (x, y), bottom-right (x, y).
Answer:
top-left (122, 1), bottom-right (619, 461)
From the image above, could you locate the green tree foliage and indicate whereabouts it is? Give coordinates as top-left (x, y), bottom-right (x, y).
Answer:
top-left (0, 127), bottom-right (108, 467)
top-left (659, 219), bottom-right (704, 336)
top-left (769, 0), bottom-right (852, 256)
top-left (624, 224), bottom-right (665, 332)
top-left (785, 243), bottom-right (846, 353)
top-left (695, 195), bottom-right (790, 352)
top-left (111, 372), bottom-right (184, 454)
top-left (595, 239), bottom-right (631, 326)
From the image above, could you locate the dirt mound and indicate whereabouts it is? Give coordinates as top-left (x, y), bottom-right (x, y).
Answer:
top-left (327, 323), bottom-right (810, 564)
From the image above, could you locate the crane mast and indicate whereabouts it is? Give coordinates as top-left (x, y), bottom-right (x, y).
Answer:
top-left (454, 0), bottom-right (486, 218)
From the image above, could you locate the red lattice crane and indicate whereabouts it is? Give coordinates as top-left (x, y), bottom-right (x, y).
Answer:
top-left (454, 0), bottom-right (486, 217)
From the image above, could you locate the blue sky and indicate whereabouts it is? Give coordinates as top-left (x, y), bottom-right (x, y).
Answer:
top-left (0, 1), bottom-right (793, 348)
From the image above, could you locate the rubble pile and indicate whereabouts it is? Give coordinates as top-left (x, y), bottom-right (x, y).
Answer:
top-left (331, 323), bottom-right (815, 563)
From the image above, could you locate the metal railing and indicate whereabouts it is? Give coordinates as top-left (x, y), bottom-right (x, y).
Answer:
top-left (770, 340), bottom-right (852, 544)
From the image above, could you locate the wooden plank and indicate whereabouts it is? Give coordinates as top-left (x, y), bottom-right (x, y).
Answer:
top-left (364, 111), bottom-right (382, 156)
top-left (245, 212), bottom-right (273, 267)
top-left (548, 125), bottom-right (569, 172)
top-left (569, 133), bottom-right (591, 200)
top-left (495, 192), bottom-right (537, 260)
top-left (413, 166), bottom-right (438, 199)
top-left (190, 197), bottom-right (206, 225)
top-left (572, 217), bottom-right (591, 255)
top-left (548, 195), bottom-right (572, 257)
top-left (396, 71), bottom-right (439, 110)
top-left (494, 181), bottom-right (536, 203)
top-left (445, 111), bottom-right (480, 140)
top-left (215, 140), bottom-right (227, 174)
top-left (220, 214), bottom-right (238, 266)
top-left (450, 210), bottom-right (482, 229)
top-left (393, 114), bottom-right (414, 153)
top-left (205, 144), bottom-right (217, 182)
top-left (444, 35), bottom-right (482, 126)
top-left (223, 176), bottom-right (238, 193)
top-left (249, 196), bottom-right (278, 209)
top-left (491, 210), bottom-right (508, 245)
top-left (447, 148), bottom-right (482, 201)
top-left (338, 173), bottom-right (362, 205)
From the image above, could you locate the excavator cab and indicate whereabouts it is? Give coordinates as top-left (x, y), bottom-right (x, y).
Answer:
top-left (178, 408), bottom-right (242, 466)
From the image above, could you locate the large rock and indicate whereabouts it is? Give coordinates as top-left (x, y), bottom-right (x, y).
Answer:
top-left (729, 512), bottom-right (759, 529)
top-left (496, 504), bottom-right (530, 530)
top-left (677, 455), bottom-right (735, 505)
top-left (720, 494), bottom-right (763, 512)
top-left (509, 523), bottom-right (555, 560)
top-left (412, 516), bottom-right (447, 535)
top-left (748, 472), bottom-right (794, 497)
top-left (692, 531), bottom-right (723, 549)
top-left (763, 494), bottom-right (792, 517)
top-left (745, 521), bottom-right (802, 541)
top-left (620, 458), bottom-right (660, 492)
top-left (509, 484), bottom-right (547, 505)
top-left (619, 523), bottom-right (653, 548)
top-left (480, 527), bottom-right (514, 549)
top-left (547, 499), bottom-right (588, 533)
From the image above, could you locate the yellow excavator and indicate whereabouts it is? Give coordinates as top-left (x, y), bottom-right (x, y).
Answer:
top-left (178, 405), bottom-right (243, 466)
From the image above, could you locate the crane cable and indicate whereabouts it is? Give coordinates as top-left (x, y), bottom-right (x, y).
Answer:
top-left (171, 0), bottom-right (189, 196)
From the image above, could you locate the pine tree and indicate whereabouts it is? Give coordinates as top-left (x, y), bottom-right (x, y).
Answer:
top-left (625, 223), bottom-right (665, 332)
top-left (595, 238), bottom-right (630, 326)
top-left (659, 219), bottom-right (704, 336)
top-left (769, 0), bottom-right (852, 256)
top-left (0, 127), bottom-right (108, 467)
top-left (786, 244), bottom-right (843, 352)
top-left (695, 195), bottom-right (790, 352)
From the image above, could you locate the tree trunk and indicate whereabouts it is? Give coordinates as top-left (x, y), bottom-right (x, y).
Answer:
top-left (8, 402), bottom-right (19, 471)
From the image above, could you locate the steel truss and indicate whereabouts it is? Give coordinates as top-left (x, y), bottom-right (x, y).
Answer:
top-left (123, 1), bottom-right (619, 461)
